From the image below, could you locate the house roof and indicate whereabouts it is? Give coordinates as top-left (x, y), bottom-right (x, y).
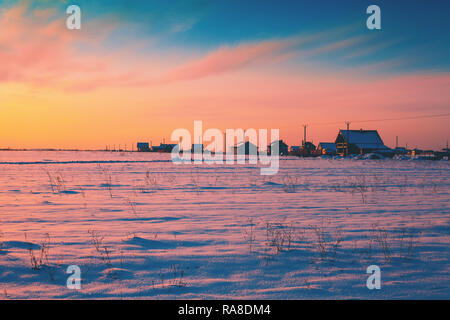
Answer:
top-left (338, 130), bottom-right (390, 150)
top-left (318, 142), bottom-right (336, 151)
top-left (234, 141), bottom-right (258, 148)
top-left (153, 144), bottom-right (176, 149)
top-left (267, 140), bottom-right (289, 148)
top-left (269, 140), bottom-right (288, 147)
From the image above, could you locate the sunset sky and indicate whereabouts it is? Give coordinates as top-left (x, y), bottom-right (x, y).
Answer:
top-left (0, 0), bottom-right (449, 150)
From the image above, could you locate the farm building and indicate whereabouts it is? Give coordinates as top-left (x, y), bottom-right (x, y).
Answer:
top-left (267, 140), bottom-right (289, 155)
top-left (232, 141), bottom-right (258, 155)
top-left (317, 142), bottom-right (336, 155)
top-left (136, 142), bottom-right (150, 152)
top-left (289, 142), bottom-right (316, 156)
top-left (289, 146), bottom-right (300, 153)
top-left (152, 143), bottom-right (177, 153)
top-left (335, 129), bottom-right (392, 156)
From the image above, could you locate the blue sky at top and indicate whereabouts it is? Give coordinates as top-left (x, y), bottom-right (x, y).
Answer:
top-left (2, 0), bottom-right (450, 73)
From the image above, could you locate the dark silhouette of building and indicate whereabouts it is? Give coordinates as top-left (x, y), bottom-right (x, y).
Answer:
top-left (232, 141), bottom-right (258, 155)
top-left (268, 140), bottom-right (289, 155)
top-left (152, 143), bottom-right (176, 153)
top-left (317, 142), bottom-right (336, 155)
top-left (335, 129), bottom-right (391, 155)
top-left (137, 142), bottom-right (150, 152)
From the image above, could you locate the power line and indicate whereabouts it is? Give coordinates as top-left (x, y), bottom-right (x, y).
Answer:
top-left (308, 112), bottom-right (450, 127)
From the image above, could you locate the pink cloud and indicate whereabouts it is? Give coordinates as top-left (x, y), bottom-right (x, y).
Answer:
top-left (154, 32), bottom-right (374, 85)
top-left (306, 36), bottom-right (367, 56)
top-left (0, 4), bottom-right (119, 88)
top-left (0, 5), bottom-right (373, 91)
top-left (157, 38), bottom-right (302, 84)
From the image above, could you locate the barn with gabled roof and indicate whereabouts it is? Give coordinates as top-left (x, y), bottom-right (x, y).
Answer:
top-left (335, 129), bottom-right (391, 156)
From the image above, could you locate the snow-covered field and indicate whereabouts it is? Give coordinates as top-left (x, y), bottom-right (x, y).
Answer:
top-left (0, 151), bottom-right (448, 299)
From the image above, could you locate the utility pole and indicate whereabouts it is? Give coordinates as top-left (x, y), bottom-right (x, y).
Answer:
top-left (224, 131), bottom-right (227, 154)
top-left (345, 121), bottom-right (351, 156)
top-left (302, 124), bottom-right (307, 147)
top-left (396, 136), bottom-right (398, 149)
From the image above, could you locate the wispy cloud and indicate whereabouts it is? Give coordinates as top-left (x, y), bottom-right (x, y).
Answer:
top-left (157, 38), bottom-right (302, 84)
top-left (0, 3), bottom-right (119, 88)
top-left (341, 39), bottom-right (401, 60)
top-left (155, 31), bottom-right (370, 84)
top-left (0, 2), bottom-right (446, 95)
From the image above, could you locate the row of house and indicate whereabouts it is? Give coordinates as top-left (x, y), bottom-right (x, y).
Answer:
top-left (137, 129), bottom-right (447, 158)
top-left (291, 129), bottom-right (393, 157)
top-left (137, 140), bottom-right (290, 155)
top-left (137, 142), bottom-right (177, 153)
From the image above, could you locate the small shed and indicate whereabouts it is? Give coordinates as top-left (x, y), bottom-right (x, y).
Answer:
top-left (137, 142), bottom-right (150, 152)
top-left (268, 140), bottom-right (289, 155)
top-left (317, 142), bottom-right (336, 155)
